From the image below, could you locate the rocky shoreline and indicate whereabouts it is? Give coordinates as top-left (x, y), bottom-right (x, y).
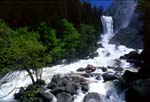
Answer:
top-left (14, 62), bottom-right (129, 102)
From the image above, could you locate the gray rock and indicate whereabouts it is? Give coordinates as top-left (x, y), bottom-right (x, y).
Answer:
top-left (101, 67), bottom-right (107, 72)
top-left (43, 92), bottom-right (54, 102)
top-left (102, 73), bottom-right (117, 82)
top-left (77, 67), bottom-right (85, 72)
top-left (83, 92), bottom-right (101, 102)
top-left (81, 84), bottom-right (89, 92)
top-left (131, 79), bottom-right (150, 96)
top-left (56, 92), bottom-right (73, 102)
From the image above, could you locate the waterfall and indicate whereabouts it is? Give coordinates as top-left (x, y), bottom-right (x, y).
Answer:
top-left (99, 16), bottom-right (114, 46)
top-left (0, 16), bottom-right (138, 102)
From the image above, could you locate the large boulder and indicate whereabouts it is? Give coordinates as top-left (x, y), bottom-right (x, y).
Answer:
top-left (56, 92), bottom-right (73, 102)
top-left (85, 64), bottom-right (96, 73)
top-left (131, 79), bottom-right (150, 96)
top-left (102, 73), bottom-right (117, 82)
top-left (125, 79), bottom-right (150, 102)
top-left (48, 74), bottom-right (88, 96)
top-left (42, 92), bottom-right (54, 102)
top-left (83, 92), bottom-right (101, 102)
top-left (123, 70), bottom-right (139, 83)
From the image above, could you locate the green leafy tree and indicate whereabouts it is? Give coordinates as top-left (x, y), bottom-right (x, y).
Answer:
top-left (78, 24), bottom-right (97, 58)
top-left (60, 19), bottom-right (80, 59)
top-left (37, 22), bottom-right (64, 63)
top-left (0, 20), bottom-right (17, 74)
top-left (10, 28), bottom-right (52, 83)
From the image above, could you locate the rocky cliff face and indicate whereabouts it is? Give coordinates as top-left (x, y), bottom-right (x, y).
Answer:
top-left (105, 0), bottom-right (143, 49)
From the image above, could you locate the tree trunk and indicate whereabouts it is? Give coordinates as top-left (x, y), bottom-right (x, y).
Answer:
top-left (26, 69), bottom-right (35, 84)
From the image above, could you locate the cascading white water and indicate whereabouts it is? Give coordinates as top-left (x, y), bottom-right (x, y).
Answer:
top-left (0, 16), bottom-right (138, 102)
top-left (100, 16), bottom-right (114, 46)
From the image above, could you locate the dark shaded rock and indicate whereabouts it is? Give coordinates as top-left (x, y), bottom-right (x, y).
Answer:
top-left (125, 79), bottom-right (150, 102)
top-left (101, 67), bottom-right (107, 72)
top-left (123, 70), bottom-right (139, 83)
top-left (42, 92), bottom-right (54, 102)
top-left (47, 82), bottom-right (57, 89)
top-left (88, 52), bottom-right (99, 59)
top-left (105, 53), bottom-right (110, 57)
top-left (96, 75), bottom-right (101, 80)
top-left (85, 64), bottom-right (96, 73)
top-left (49, 74), bottom-right (88, 96)
top-left (76, 67), bottom-right (85, 72)
top-left (81, 84), bottom-right (89, 92)
top-left (83, 92), bottom-right (101, 102)
top-left (125, 87), bottom-right (142, 102)
top-left (51, 74), bottom-right (62, 83)
top-left (114, 67), bottom-right (123, 72)
top-left (51, 87), bottom-right (65, 95)
top-left (131, 79), bottom-right (150, 96)
top-left (102, 73), bottom-right (117, 82)
top-left (56, 92), bottom-right (73, 102)
top-left (14, 87), bottom-right (25, 99)
top-left (81, 73), bottom-right (91, 78)
top-left (120, 51), bottom-right (139, 60)
top-left (98, 43), bottom-right (104, 48)
top-left (65, 85), bottom-right (77, 95)
top-left (112, 59), bottom-right (122, 68)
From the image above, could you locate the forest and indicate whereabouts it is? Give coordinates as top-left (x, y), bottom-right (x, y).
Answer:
top-left (0, 0), bottom-right (103, 83)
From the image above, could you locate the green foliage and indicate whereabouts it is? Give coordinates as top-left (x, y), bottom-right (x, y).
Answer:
top-left (0, 19), bottom-right (100, 83)
top-left (0, 20), bottom-right (17, 74)
top-left (59, 19), bottom-right (80, 59)
top-left (78, 24), bottom-right (97, 57)
top-left (37, 22), bottom-right (65, 62)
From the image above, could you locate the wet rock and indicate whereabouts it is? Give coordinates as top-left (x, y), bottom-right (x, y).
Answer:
top-left (98, 43), bottom-right (104, 48)
top-left (114, 67), bottom-right (123, 72)
top-left (51, 87), bottom-right (65, 95)
top-left (56, 92), bottom-right (73, 102)
top-left (65, 85), bottom-right (77, 95)
top-left (112, 59), bottom-right (122, 68)
top-left (85, 64), bottom-right (96, 73)
top-left (81, 84), bottom-right (89, 92)
top-left (101, 67), bottom-right (107, 72)
top-left (14, 87), bottom-right (25, 99)
top-left (47, 82), bottom-right (57, 89)
top-left (48, 74), bottom-right (88, 96)
top-left (88, 52), bottom-right (99, 59)
top-left (105, 52), bottom-right (110, 57)
top-left (83, 92), bottom-right (101, 102)
top-left (120, 51), bottom-right (141, 67)
top-left (120, 51), bottom-right (139, 60)
top-left (77, 67), bottom-right (85, 72)
top-left (102, 73), bottom-right (117, 82)
top-left (42, 92), bottom-right (54, 102)
top-left (123, 70), bottom-right (139, 83)
top-left (96, 75), bottom-right (101, 80)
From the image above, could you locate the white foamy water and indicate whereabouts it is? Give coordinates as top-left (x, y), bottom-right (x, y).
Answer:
top-left (0, 16), bottom-right (138, 102)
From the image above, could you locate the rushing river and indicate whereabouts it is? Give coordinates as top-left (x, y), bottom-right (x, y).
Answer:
top-left (0, 16), bottom-right (139, 102)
